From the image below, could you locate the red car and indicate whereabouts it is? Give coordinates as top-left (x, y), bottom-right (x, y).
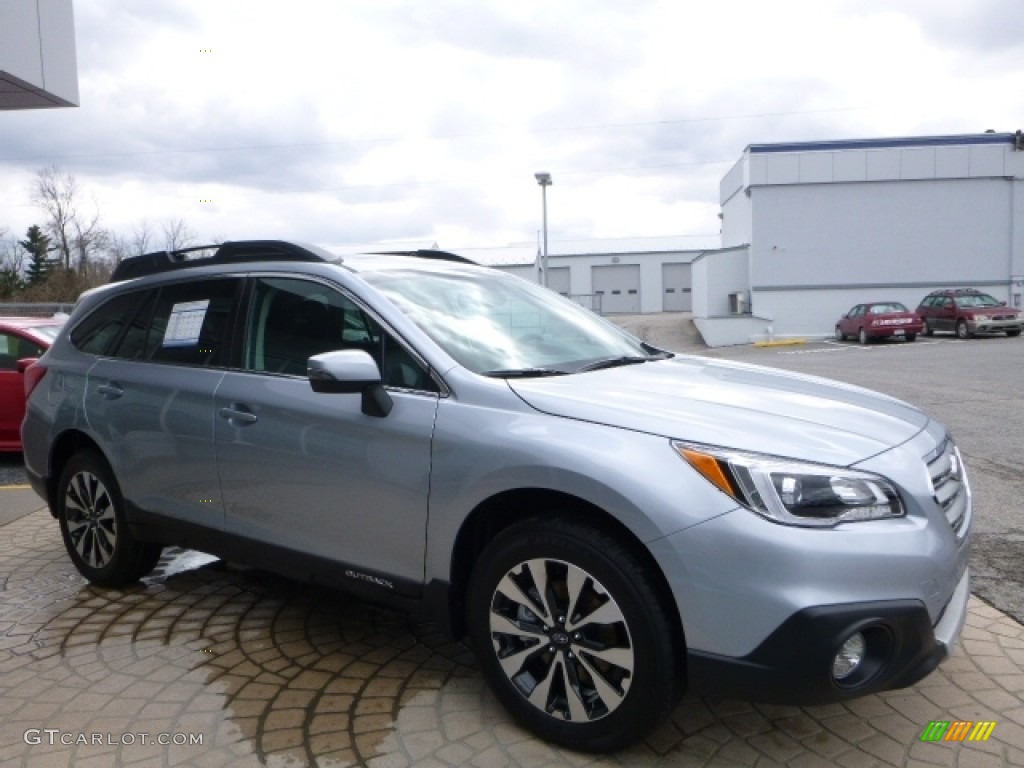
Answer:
top-left (916, 288), bottom-right (1023, 338)
top-left (0, 316), bottom-right (66, 452)
top-left (835, 302), bottom-right (923, 344)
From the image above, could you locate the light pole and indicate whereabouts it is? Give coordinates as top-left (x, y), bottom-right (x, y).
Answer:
top-left (534, 172), bottom-right (552, 287)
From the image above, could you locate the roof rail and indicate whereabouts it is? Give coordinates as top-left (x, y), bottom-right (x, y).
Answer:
top-left (370, 249), bottom-right (477, 265)
top-left (109, 240), bottom-right (336, 283)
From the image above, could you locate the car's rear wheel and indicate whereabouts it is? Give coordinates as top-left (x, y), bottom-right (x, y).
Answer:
top-left (906, 333), bottom-right (917, 342)
top-left (57, 451), bottom-right (162, 587)
top-left (467, 519), bottom-right (680, 752)
top-left (956, 320), bottom-right (971, 339)
top-left (834, 326), bottom-right (845, 341)
top-left (858, 328), bottom-right (870, 345)
top-left (923, 320), bottom-right (934, 336)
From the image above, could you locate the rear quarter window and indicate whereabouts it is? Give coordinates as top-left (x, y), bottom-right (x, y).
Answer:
top-left (70, 291), bottom-right (149, 356)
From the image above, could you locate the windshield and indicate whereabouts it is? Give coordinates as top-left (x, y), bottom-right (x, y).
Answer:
top-left (364, 268), bottom-right (656, 375)
top-left (956, 294), bottom-right (1000, 308)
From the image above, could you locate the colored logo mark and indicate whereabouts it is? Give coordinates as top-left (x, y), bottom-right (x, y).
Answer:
top-left (920, 720), bottom-right (996, 742)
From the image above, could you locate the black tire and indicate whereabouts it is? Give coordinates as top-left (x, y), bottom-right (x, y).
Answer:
top-left (858, 328), bottom-right (870, 345)
top-left (956, 320), bottom-right (971, 339)
top-left (923, 320), bottom-right (934, 337)
top-left (57, 451), bottom-right (162, 587)
top-left (467, 519), bottom-right (680, 753)
top-left (906, 333), bottom-right (917, 342)
top-left (834, 326), bottom-right (845, 341)
top-left (1007, 329), bottom-right (1021, 338)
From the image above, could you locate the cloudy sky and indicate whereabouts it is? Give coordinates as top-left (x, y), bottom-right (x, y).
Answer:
top-left (2, 0), bottom-right (1022, 255)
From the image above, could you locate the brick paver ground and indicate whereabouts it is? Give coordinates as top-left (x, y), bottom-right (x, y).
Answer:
top-left (2, 504), bottom-right (1023, 767)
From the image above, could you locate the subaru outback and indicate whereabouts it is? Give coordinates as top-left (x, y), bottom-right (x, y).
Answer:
top-left (22, 241), bottom-right (972, 752)
top-left (917, 288), bottom-right (1023, 338)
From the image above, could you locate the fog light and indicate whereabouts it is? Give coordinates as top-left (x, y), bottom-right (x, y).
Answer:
top-left (833, 632), bottom-right (866, 680)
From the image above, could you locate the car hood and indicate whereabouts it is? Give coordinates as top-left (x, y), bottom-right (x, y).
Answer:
top-left (507, 356), bottom-right (929, 467)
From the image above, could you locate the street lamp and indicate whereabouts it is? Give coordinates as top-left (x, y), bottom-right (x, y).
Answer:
top-left (534, 172), bottom-right (552, 287)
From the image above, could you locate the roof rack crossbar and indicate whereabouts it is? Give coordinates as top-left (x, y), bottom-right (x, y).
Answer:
top-left (370, 249), bottom-right (477, 265)
top-left (109, 240), bottom-right (334, 282)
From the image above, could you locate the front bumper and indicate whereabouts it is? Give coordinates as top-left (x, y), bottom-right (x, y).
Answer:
top-left (967, 317), bottom-right (1023, 334)
top-left (686, 568), bottom-right (970, 704)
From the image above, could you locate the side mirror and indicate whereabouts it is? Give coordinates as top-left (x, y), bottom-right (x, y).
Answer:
top-left (308, 349), bottom-right (392, 417)
top-left (16, 357), bottom-right (39, 374)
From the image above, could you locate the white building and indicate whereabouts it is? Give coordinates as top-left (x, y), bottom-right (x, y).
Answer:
top-left (0, 0), bottom-right (79, 110)
top-left (464, 236), bottom-right (717, 314)
top-left (699, 132), bottom-right (1024, 345)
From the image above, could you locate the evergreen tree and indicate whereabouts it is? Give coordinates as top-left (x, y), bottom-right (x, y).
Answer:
top-left (20, 225), bottom-right (53, 286)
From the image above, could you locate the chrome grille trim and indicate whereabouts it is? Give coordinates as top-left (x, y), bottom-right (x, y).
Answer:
top-left (928, 439), bottom-right (969, 539)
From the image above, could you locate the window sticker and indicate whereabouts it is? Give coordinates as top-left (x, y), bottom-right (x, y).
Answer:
top-left (162, 300), bottom-right (210, 347)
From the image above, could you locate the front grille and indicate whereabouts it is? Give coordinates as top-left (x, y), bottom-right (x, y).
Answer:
top-left (928, 438), bottom-right (969, 539)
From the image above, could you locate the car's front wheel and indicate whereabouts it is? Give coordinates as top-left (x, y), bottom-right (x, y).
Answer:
top-left (956, 320), bottom-right (971, 339)
top-left (1007, 329), bottom-right (1021, 338)
top-left (467, 519), bottom-right (680, 752)
top-left (834, 326), bottom-right (845, 341)
top-left (57, 451), bottom-right (162, 587)
top-left (858, 328), bottom-right (870, 345)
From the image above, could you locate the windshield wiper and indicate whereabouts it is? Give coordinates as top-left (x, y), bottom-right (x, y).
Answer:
top-left (575, 353), bottom-right (670, 373)
top-left (482, 367), bottom-right (567, 379)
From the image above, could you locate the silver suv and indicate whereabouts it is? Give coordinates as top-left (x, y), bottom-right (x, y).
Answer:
top-left (22, 241), bottom-right (972, 752)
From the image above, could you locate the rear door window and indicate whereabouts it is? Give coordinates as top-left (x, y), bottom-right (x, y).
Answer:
top-left (144, 280), bottom-right (241, 367)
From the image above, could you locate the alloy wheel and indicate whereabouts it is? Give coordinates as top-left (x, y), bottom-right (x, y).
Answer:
top-left (63, 470), bottom-right (118, 569)
top-left (487, 557), bottom-right (634, 723)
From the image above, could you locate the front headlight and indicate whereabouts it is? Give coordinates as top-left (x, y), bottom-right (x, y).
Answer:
top-left (974, 314), bottom-right (990, 322)
top-left (673, 442), bottom-right (905, 527)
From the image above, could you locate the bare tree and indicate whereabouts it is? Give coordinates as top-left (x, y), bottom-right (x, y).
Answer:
top-left (71, 208), bottom-right (108, 274)
top-left (105, 232), bottom-right (131, 266)
top-left (162, 218), bottom-right (197, 252)
top-left (106, 220), bottom-right (158, 265)
top-left (132, 220), bottom-right (155, 255)
top-left (32, 166), bottom-right (79, 271)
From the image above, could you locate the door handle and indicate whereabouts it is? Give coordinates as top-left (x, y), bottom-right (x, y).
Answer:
top-left (218, 405), bottom-right (258, 425)
top-left (96, 382), bottom-right (124, 399)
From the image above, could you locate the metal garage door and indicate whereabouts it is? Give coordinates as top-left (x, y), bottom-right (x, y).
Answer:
top-left (547, 267), bottom-right (570, 297)
top-left (662, 263), bottom-right (692, 311)
top-left (592, 265), bottom-right (640, 313)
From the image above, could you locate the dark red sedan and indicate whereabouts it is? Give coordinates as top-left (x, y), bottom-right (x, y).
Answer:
top-left (0, 316), bottom-right (66, 452)
top-left (835, 302), bottom-right (924, 345)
